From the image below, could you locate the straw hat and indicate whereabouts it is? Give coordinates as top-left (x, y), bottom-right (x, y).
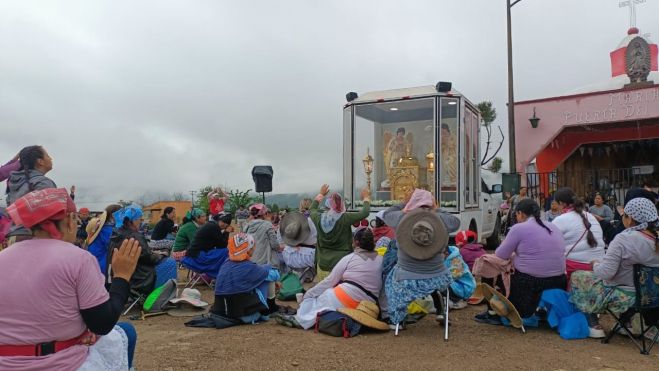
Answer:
top-left (279, 212), bottom-right (310, 246)
top-left (85, 211), bottom-right (107, 245)
top-left (167, 288), bottom-right (209, 316)
top-left (338, 301), bottom-right (389, 331)
top-left (467, 282), bottom-right (486, 305)
top-left (395, 209), bottom-right (448, 260)
top-left (480, 283), bottom-right (523, 330)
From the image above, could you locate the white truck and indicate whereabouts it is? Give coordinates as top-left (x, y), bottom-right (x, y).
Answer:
top-left (342, 83), bottom-right (503, 247)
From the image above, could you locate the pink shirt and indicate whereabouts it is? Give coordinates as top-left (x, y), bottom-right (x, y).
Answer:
top-left (0, 239), bottom-right (109, 370)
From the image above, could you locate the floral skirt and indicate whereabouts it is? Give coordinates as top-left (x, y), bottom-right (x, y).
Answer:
top-left (385, 267), bottom-right (453, 325)
top-left (569, 270), bottom-right (635, 315)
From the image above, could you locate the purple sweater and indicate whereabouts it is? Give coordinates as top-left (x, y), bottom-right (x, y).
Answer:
top-left (495, 218), bottom-right (566, 278)
top-left (0, 159), bottom-right (20, 182)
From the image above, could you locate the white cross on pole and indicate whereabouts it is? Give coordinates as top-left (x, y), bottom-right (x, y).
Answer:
top-left (619, 0), bottom-right (646, 29)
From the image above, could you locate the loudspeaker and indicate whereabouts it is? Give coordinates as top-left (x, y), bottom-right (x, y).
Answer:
top-left (252, 166), bottom-right (273, 193)
top-left (435, 81), bottom-right (452, 93)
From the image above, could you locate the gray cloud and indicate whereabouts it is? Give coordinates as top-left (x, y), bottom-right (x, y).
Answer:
top-left (1, 0), bottom-right (657, 209)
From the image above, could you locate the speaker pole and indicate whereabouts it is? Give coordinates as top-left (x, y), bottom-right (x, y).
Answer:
top-left (262, 192), bottom-right (265, 204)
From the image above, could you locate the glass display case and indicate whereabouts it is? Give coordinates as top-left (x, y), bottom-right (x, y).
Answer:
top-left (343, 90), bottom-right (479, 211)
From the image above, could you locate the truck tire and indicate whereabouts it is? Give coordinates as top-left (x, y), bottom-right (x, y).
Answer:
top-left (485, 214), bottom-right (501, 250)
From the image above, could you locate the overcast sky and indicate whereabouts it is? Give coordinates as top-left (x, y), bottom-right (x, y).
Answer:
top-left (1, 0), bottom-right (658, 209)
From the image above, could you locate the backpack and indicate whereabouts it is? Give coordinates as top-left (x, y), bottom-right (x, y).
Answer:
top-left (277, 272), bottom-right (305, 300)
top-left (143, 279), bottom-right (177, 313)
top-left (314, 310), bottom-right (362, 338)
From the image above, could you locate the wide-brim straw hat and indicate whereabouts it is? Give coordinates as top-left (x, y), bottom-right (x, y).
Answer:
top-left (338, 301), bottom-right (389, 331)
top-left (481, 283), bottom-right (523, 330)
top-left (467, 282), bottom-right (486, 305)
top-left (279, 212), bottom-right (310, 246)
top-left (85, 211), bottom-right (107, 245)
top-left (395, 209), bottom-right (448, 260)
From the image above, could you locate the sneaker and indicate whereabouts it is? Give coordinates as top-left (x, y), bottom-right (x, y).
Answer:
top-left (435, 314), bottom-right (445, 322)
top-left (474, 311), bottom-right (502, 326)
top-left (273, 313), bottom-right (302, 329)
top-left (589, 326), bottom-right (606, 339)
top-left (449, 299), bottom-right (468, 310)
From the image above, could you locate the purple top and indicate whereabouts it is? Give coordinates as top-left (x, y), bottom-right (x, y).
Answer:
top-left (495, 218), bottom-right (566, 278)
top-left (0, 159), bottom-right (20, 182)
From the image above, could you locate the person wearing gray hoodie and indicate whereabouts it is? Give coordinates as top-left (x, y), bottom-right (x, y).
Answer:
top-left (245, 203), bottom-right (281, 269)
top-left (6, 146), bottom-right (56, 206)
top-left (5, 146), bottom-right (57, 239)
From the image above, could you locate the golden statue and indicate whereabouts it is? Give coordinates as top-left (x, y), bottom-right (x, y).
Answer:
top-left (390, 147), bottom-right (420, 201)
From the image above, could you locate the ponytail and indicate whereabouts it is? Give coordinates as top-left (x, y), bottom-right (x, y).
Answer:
top-left (646, 222), bottom-right (659, 253)
top-left (18, 146), bottom-right (45, 192)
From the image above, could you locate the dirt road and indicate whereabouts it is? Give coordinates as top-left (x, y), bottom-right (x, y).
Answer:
top-left (129, 285), bottom-right (657, 371)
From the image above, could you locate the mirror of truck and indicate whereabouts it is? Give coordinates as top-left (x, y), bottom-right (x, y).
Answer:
top-left (491, 184), bottom-right (503, 194)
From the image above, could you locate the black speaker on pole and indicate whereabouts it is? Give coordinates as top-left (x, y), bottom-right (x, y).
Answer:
top-left (252, 166), bottom-right (273, 193)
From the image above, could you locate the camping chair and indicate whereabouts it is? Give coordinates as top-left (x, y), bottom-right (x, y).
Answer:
top-left (182, 262), bottom-right (215, 289)
top-left (602, 264), bottom-right (659, 355)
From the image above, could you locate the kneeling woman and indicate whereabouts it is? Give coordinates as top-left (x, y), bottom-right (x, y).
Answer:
top-left (482, 199), bottom-right (566, 325)
top-left (289, 227), bottom-right (382, 330)
top-left (0, 189), bottom-right (139, 370)
top-left (212, 233), bottom-right (280, 323)
top-left (111, 205), bottom-right (177, 293)
top-left (570, 197), bottom-right (659, 338)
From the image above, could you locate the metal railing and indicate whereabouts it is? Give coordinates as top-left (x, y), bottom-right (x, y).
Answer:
top-left (523, 168), bottom-right (642, 205)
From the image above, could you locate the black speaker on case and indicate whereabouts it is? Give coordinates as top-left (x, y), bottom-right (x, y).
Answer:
top-left (252, 166), bottom-right (273, 193)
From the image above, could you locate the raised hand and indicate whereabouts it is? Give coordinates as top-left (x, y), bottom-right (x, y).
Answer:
top-left (112, 238), bottom-right (142, 281)
top-left (319, 184), bottom-right (330, 196)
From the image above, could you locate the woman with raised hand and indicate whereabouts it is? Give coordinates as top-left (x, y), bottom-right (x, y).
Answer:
top-left (0, 188), bottom-right (140, 370)
top-left (309, 184), bottom-right (371, 279)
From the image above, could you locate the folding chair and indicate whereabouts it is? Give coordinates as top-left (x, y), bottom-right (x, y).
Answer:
top-left (123, 291), bottom-right (145, 316)
top-left (602, 264), bottom-right (659, 355)
top-left (394, 287), bottom-right (450, 340)
top-left (183, 265), bottom-right (215, 289)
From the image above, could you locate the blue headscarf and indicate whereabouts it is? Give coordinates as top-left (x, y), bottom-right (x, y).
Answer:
top-left (185, 208), bottom-right (204, 222)
top-left (113, 205), bottom-right (143, 228)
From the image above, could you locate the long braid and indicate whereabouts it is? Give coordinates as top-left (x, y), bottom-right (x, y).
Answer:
top-left (516, 198), bottom-right (552, 234)
top-left (646, 222), bottom-right (659, 253)
top-left (573, 197), bottom-right (597, 247)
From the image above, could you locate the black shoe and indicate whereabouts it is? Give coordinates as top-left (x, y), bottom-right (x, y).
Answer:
top-left (265, 298), bottom-right (280, 315)
top-left (474, 311), bottom-right (502, 325)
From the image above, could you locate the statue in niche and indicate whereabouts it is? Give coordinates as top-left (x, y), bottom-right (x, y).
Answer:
top-left (626, 36), bottom-right (652, 84)
top-left (382, 127), bottom-right (413, 188)
top-left (441, 123), bottom-right (457, 186)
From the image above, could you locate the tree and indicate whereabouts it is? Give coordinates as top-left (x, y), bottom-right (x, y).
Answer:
top-left (478, 101), bottom-right (505, 173)
top-left (196, 186), bottom-right (214, 213)
top-left (226, 189), bottom-right (259, 215)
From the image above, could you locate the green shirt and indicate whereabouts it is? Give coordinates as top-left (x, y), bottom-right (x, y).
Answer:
top-left (172, 222), bottom-right (199, 252)
top-left (310, 200), bottom-right (370, 271)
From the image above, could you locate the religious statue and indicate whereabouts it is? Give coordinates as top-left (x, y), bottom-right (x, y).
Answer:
top-left (626, 36), bottom-right (652, 84)
top-left (440, 123), bottom-right (457, 186)
top-left (382, 127), bottom-right (413, 187)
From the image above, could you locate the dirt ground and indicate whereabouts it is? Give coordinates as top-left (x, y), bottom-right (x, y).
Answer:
top-left (128, 282), bottom-right (658, 371)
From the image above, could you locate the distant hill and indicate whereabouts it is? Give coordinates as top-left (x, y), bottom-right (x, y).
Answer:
top-left (258, 192), bottom-right (316, 209)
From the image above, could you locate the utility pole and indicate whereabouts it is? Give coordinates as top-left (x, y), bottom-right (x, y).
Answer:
top-left (507, 0), bottom-right (517, 174)
top-left (190, 190), bottom-right (196, 206)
